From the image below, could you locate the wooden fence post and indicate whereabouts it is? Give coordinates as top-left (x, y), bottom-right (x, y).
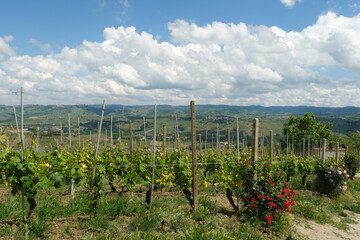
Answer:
top-left (149, 105), bottom-right (157, 209)
top-left (199, 134), bottom-right (202, 154)
top-left (190, 100), bottom-right (198, 211)
top-left (302, 138), bottom-right (306, 158)
top-left (269, 130), bottom-right (274, 161)
top-left (163, 125), bottom-right (166, 161)
top-left (336, 142), bottom-right (339, 164)
top-left (252, 118), bottom-right (259, 179)
top-left (91, 100), bottom-right (106, 192)
top-left (322, 138), bottom-right (327, 163)
top-left (110, 115), bottom-right (113, 148)
top-left (68, 113), bottom-right (71, 149)
top-left (129, 120), bottom-right (133, 162)
top-left (227, 128), bottom-right (231, 151)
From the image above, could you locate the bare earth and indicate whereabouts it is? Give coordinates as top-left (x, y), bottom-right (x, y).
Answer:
top-left (295, 210), bottom-right (360, 240)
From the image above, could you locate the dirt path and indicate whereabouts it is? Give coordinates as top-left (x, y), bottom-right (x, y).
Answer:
top-left (295, 211), bottom-right (360, 240)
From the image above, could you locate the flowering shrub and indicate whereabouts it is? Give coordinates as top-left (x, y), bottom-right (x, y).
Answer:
top-left (344, 152), bottom-right (360, 180)
top-left (240, 162), bottom-right (296, 226)
top-left (315, 162), bottom-right (349, 195)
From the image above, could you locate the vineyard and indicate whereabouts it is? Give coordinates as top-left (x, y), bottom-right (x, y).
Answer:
top-left (1, 100), bottom-right (360, 239)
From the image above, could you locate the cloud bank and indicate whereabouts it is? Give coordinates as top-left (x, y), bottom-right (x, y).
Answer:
top-left (1, 11), bottom-right (360, 106)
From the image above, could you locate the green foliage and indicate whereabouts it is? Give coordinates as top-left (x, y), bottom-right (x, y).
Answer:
top-left (315, 162), bottom-right (349, 195)
top-left (344, 152), bottom-right (360, 179)
top-left (283, 112), bottom-right (333, 147)
top-left (240, 162), bottom-right (296, 226)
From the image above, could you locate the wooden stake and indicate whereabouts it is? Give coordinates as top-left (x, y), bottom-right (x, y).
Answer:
top-left (336, 142), bottom-right (339, 164)
top-left (68, 113), bottom-right (71, 149)
top-left (302, 138), bottom-right (306, 158)
top-left (205, 129), bottom-right (208, 152)
top-left (270, 130), bottom-right (274, 161)
top-left (163, 124), bottom-right (166, 161)
top-left (143, 117), bottom-right (146, 146)
top-left (60, 122), bottom-right (63, 145)
top-left (110, 115), bottom-right (113, 148)
top-left (78, 117), bottom-right (80, 149)
top-left (149, 105), bottom-right (157, 209)
top-left (91, 100), bottom-right (106, 192)
top-left (227, 128), bottom-right (231, 151)
top-left (190, 100), bottom-right (198, 211)
top-left (322, 138), bottom-right (326, 163)
top-left (129, 120), bottom-right (133, 162)
top-left (12, 106), bottom-right (21, 143)
top-left (252, 118), bottom-right (259, 179)
top-left (199, 134), bottom-right (202, 154)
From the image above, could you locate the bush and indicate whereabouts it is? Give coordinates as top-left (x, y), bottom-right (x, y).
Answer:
top-left (344, 153), bottom-right (360, 180)
top-left (240, 162), bottom-right (296, 226)
top-left (316, 163), bottom-right (349, 195)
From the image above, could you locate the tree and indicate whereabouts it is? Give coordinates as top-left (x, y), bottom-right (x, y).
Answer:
top-left (282, 113), bottom-right (333, 151)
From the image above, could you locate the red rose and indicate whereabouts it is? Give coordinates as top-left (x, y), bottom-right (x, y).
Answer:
top-left (279, 209), bottom-right (283, 214)
top-left (251, 198), bottom-right (255, 202)
top-left (278, 195), bottom-right (282, 199)
top-left (266, 163), bottom-right (270, 167)
top-left (292, 201), bottom-right (296, 206)
top-left (258, 194), bottom-right (262, 200)
top-left (242, 197), bottom-right (247, 202)
top-left (245, 161), bottom-right (249, 164)
top-left (269, 181), bottom-right (273, 184)
top-left (265, 196), bottom-right (270, 201)
top-left (282, 189), bottom-right (288, 195)
top-left (291, 190), bottom-right (296, 195)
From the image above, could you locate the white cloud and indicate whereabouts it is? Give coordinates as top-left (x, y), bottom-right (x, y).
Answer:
top-left (0, 35), bottom-right (15, 60)
top-left (29, 38), bottom-right (52, 52)
top-left (1, 11), bottom-right (360, 106)
top-left (280, 0), bottom-right (303, 8)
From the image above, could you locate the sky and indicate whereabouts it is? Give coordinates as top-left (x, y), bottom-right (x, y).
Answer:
top-left (1, 0), bottom-right (360, 107)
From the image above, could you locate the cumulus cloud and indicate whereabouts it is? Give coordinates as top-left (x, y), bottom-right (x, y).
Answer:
top-left (1, 11), bottom-right (360, 106)
top-left (29, 38), bottom-right (52, 52)
top-left (0, 35), bottom-right (15, 60)
top-left (280, 0), bottom-right (303, 8)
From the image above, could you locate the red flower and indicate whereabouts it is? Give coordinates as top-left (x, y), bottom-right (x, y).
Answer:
top-left (273, 204), bottom-right (277, 208)
top-left (251, 198), bottom-right (255, 202)
top-left (258, 194), bottom-right (262, 200)
top-left (291, 201), bottom-right (296, 206)
top-left (282, 189), bottom-right (288, 195)
top-left (265, 196), bottom-right (270, 201)
top-left (242, 197), bottom-right (247, 202)
top-left (251, 203), bottom-right (256, 207)
top-left (269, 180), bottom-right (273, 184)
top-left (245, 161), bottom-right (249, 164)
top-left (285, 184), bottom-right (288, 188)
top-left (279, 209), bottom-right (283, 214)
top-left (267, 221), bottom-right (271, 225)
top-left (265, 174), bottom-right (269, 178)
top-left (291, 190), bottom-right (296, 195)
top-left (278, 195), bottom-right (282, 199)
top-left (266, 163), bottom-right (270, 167)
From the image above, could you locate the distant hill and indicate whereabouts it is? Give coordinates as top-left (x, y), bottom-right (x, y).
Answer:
top-left (1, 104), bottom-right (359, 138)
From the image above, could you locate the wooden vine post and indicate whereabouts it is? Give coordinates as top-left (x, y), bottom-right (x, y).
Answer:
top-left (269, 130), bottom-right (274, 161)
top-left (78, 117), bottom-right (81, 149)
top-left (227, 128), bottom-right (231, 151)
top-left (322, 138), bottom-right (326, 163)
top-left (336, 142), bottom-right (339, 164)
top-left (149, 104), bottom-right (157, 209)
top-left (110, 115), bottom-right (113, 148)
top-left (251, 118), bottom-right (259, 180)
top-left (60, 122), bottom-right (63, 145)
top-left (91, 100), bottom-right (106, 192)
top-left (163, 124), bottom-right (166, 161)
top-left (68, 113), bottom-right (71, 149)
top-left (302, 138), bottom-right (306, 158)
top-left (129, 120), bottom-right (133, 162)
top-left (143, 117), bottom-right (147, 146)
top-left (190, 100), bottom-right (198, 211)
top-left (12, 106), bottom-right (21, 143)
top-left (199, 134), bottom-right (202, 154)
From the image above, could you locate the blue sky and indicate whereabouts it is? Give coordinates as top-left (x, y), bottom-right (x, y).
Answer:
top-left (1, 0), bottom-right (360, 106)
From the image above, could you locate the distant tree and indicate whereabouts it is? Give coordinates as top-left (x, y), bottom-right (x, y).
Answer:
top-left (347, 132), bottom-right (360, 154)
top-left (282, 113), bottom-right (334, 151)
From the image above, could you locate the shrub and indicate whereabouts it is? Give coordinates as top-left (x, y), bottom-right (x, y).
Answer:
top-left (344, 153), bottom-right (360, 180)
top-left (316, 163), bottom-right (349, 195)
top-left (240, 162), bottom-right (296, 226)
